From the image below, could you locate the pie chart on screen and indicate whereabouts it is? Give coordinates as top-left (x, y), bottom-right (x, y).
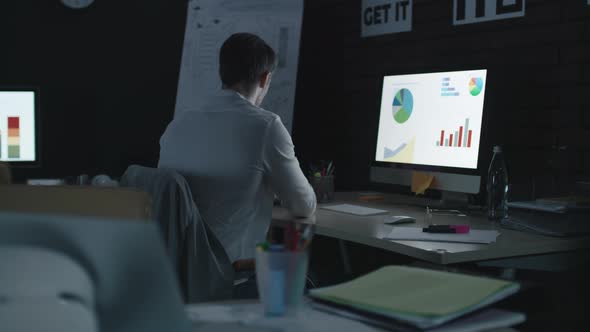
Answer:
top-left (469, 78), bottom-right (484, 96)
top-left (392, 88), bottom-right (413, 124)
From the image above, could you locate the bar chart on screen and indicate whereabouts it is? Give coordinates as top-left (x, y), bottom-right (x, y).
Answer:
top-left (0, 91), bottom-right (36, 162)
top-left (7, 117), bottom-right (20, 158)
top-left (436, 118), bottom-right (474, 148)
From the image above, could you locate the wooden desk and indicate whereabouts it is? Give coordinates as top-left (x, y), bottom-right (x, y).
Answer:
top-left (273, 192), bottom-right (590, 265)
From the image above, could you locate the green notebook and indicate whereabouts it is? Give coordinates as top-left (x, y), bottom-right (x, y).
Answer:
top-left (309, 266), bottom-right (519, 329)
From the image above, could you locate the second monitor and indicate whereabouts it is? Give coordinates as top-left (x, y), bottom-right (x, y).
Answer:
top-left (0, 89), bottom-right (38, 164)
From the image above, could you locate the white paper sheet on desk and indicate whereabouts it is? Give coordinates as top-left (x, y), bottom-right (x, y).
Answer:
top-left (186, 303), bottom-right (379, 332)
top-left (384, 227), bottom-right (499, 244)
top-left (321, 204), bottom-right (389, 216)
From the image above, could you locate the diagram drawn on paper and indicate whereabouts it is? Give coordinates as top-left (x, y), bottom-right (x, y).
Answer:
top-left (175, 0), bottom-right (304, 132)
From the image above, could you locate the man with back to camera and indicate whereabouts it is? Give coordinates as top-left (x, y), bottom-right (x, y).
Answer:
top-left (158, 33), bottom-right (316, 293)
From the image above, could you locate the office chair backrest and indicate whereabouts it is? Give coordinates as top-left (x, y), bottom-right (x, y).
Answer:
top-left (120, 165), bottom-right (234, 303)
top-left (0, 185), bottom-right (151, 220)
top-left (0, 247), bottom-right (97, 332)
top-left (0, 212), bottom-right (192, 332)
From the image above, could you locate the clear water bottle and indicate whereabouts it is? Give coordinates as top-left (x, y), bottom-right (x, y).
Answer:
top-left (487, 146), bottom-right (509, 220)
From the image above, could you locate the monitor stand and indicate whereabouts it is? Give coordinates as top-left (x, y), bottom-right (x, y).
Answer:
top-left (435, 191), bottom-right (470, 209)
top-left (380, 190), bottom-right (470, 210)
top-left (405, 191), bottom-right (469, 210)
top-left (370, 166), bottom-right (479, 210)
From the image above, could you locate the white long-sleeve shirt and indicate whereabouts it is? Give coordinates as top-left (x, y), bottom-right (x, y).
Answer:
top-left (159, 89), bottom-right (316, 262)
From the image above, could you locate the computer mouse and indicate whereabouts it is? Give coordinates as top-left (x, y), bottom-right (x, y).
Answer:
top-left (384, 216), bottom-right (416, 225)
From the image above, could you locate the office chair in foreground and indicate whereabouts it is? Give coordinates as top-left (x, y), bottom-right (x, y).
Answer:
top-left (0, 212), bottom-right (192, 332)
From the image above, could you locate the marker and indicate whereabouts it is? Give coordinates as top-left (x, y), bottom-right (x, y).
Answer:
top-left (297, 225), bottom-right (314, 250)
top-left (256, 242), bottom-right (270, 252)
top-left (287, 222), bottom-right (300, 251)
top-left (423, 224), bottom-right (470, 234)
top-left (269, 244), bottom-right (285, 252)
top-left (326, 161), bottom-right (333, 175)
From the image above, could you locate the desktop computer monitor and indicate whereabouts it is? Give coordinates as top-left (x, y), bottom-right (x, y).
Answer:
top-left (371, 69), bottom-right (488, 195)
top-left (0, 89), bottom-right (39, 165)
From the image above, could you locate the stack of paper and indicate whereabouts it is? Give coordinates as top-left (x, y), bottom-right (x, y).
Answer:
top-left (321, 204), bottom-right (389, 216)
top-left (309, 266), bottom-right (520, 329)
top-left (507, 200), bottom-right (568, 213)
top-left (384, 227), bottom-right (499, 244)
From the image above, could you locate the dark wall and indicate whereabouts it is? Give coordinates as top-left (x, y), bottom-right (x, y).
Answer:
top-left (1, 0), bottom-right (187, 179)
top-left (3, 0), bottom-right (589, 197)
top-left (293, 0), bottom-right (590, 197)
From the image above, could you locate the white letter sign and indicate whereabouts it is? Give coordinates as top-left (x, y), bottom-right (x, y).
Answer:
top-left (362, 0), bottom-right (412, 37)
top-left (454, 0), bottom-right (525, 25)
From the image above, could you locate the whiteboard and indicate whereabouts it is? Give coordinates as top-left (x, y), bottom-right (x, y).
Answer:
top-left (174, 0), bottom-right (304, 132)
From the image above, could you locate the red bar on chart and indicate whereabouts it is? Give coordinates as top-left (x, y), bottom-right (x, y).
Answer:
top-left (449, 134), bottom-right (453, 147)
top-left (458, 126), bottom-right (463, 147)
top-left (440, 130), bottom-right (444, 147)
top-left (8, 117), bottom-right (19, 128)
top-left (468, 130), bottom-right (472, 148)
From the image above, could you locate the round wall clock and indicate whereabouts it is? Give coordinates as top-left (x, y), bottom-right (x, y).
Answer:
top-left (61, 0), bottom-right (95, 9)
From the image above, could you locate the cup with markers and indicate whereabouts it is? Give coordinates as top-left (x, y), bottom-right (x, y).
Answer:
top-left (255, 222), bottom-right (314, 316)
top-left (307, 161), bottom-right (335, 203)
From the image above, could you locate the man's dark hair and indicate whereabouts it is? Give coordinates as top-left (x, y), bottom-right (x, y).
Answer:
top-left (219, 33), bottom-right (277, 89)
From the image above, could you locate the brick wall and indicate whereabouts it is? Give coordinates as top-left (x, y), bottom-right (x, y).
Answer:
top-left (294, 0), bottom-right (590, 197)
top-left (0, 0), bottom-right (186, 179)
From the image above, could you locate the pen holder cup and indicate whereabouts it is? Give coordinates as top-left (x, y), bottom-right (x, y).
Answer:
top-left (308, 175), bottom-right (335, 203)
top-left (255, 250), bottom-right (309, 316)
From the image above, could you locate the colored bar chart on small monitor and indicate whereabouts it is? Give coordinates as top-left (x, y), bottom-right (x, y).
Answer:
top-left (7, 117), bottom-right (20, 158)
top-left (436, 118), bottom-right (473, 148)
top-left (0, 91), bottom-right (36, 162)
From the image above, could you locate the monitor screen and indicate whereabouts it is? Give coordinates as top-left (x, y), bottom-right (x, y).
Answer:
top-left (0, 91), bottom-right (37, 163)
top-left (375, 69), bottom-right (487, 170)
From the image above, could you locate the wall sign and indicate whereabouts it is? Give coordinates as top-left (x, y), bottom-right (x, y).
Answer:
top-left (453, 0), bottom-right (525, 25)
top-left (362, 0), bottom-right (412, 37)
